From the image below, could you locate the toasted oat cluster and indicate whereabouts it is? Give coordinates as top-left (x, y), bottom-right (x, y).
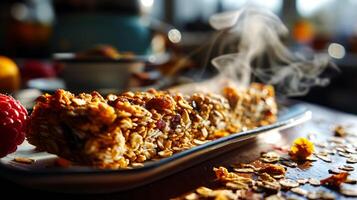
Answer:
top-left (27, 83), bottom-right (277, 169)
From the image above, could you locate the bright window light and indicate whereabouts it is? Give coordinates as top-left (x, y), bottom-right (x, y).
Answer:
top-left (297, 0), bottom-right (332, 17)
top-left (140, 0), bottom-right (154, 8)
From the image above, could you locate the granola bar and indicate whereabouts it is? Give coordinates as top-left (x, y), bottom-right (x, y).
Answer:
top-left (27, 83), bottom-right (277, 169)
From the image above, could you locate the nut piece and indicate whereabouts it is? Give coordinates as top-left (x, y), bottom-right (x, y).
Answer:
top-left (13, 157), bottom-right (35, 164)
top-left (334, 125), bottom-right (346, 137)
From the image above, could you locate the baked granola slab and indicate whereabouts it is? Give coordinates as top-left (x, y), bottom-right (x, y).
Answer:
top-left (27, 83), bottom-right (277, 169)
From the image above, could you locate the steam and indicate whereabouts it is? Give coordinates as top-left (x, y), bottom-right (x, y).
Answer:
top-left (173, 6), bottom-right (334, 96)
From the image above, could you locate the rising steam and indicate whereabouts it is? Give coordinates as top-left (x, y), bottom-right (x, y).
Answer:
top-left (175, 6), bottom-right (334, 96)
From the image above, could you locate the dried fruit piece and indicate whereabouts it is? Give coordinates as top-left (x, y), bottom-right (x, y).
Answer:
top-left (259, 164), bottom-right (286, 176)
top-left (320, 172), bottom-right (349, 187)
top-left (289, 137), bottom-right (314, 161)
top-left (214, 167), bottom-right (253, 185)
top-left (233, 168), bottom-right (254, 173)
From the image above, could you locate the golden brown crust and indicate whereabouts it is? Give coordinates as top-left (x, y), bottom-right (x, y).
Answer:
top-left (27, 84), bottom-right (277, 169)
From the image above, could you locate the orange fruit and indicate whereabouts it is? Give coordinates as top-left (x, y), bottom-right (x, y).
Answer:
top-left (0, 56), bottom-right (20, 93)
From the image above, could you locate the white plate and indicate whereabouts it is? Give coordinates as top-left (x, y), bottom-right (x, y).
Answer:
top-left (0, 104), bottom-right (311, 193)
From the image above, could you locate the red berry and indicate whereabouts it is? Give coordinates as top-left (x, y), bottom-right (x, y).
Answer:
top-left (0, 94), bottom-right (28, 157)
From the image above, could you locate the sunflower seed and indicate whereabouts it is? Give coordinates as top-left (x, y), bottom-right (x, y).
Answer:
top-left (272, 174), bottom-right (286, 179)
top-left (196, 187), bottom-right (213, 197)
top-left (338, 151), bottom-right (351, 158)
top-left (346, 156), bottom-right (357, 163)
top-left (340, 188), bottom-right (357, 197)
top-left (256, 180), bottom-right (281, 192)
top-left (291, 187), bottom-right (308, 196)
top-left (280, 160), bottom-right (297, 168)
top-left (305, 156), bottom-right (318, 161)
top-left (315, 154), bottom-right (332, 162)
top-left (345, 178), bottom-right (357, 184)
top-left (185, 193), bottom-right (199, 200)
top-left (338, 165), bottom-right (354, 171)
top-left (345, 147), bottom-right (357, 154)
top-left (307, 191), bottom-right (335, 200)
top-left (328, 137), bottom-right (345, 144)
top-left (265, 194), bottom-right (285, 200)
top-left (261, 152), bottom-right (280, 163)
top-left (279, 179), bottom-right (299, 189)
top-left (308, 178), bottom-right (321, 186)
top-left (297, 178), bottom-right (309, 184)
top-left (315, 142), bottom-right (328, 148)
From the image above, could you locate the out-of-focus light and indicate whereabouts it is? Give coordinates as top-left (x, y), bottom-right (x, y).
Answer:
top-left (11, 3), bottom-right (28, 21)
top-left (223, 0), bottom-right (282, 13)
top-left (168, 29), bottom-right (182, 43)
top-left (140, 0), bottom-right (154, 8)
top-left (257, 130), bottom-right (282, 144)
top-left (328, 43), bottom-right (346, 59)
top-left (297, 0), bottom-right (332, 17)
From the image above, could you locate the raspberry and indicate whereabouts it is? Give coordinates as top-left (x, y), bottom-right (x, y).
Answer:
top-left (0, 94), bottom-right (28, 158)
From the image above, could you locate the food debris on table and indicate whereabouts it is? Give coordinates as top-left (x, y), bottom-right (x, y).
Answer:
top-left (289, 137), bottom-right (315, 161)
top-left (334, 125), bottom-right (346, 137)
top-left (173, 125), bottom-right (357, 200)
top-left (320, 172), bottom-right (349, 187)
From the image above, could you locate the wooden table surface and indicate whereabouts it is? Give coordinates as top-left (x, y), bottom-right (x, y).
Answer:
top-left (0, 102), bottom-right (356, 200)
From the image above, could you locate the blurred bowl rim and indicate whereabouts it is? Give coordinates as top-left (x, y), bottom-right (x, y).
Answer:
top-left (52, 52), bottom-right (170, 65)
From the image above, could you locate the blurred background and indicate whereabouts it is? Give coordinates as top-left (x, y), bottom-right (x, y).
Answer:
top-left (0, 0), bottom-right (356, 113)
